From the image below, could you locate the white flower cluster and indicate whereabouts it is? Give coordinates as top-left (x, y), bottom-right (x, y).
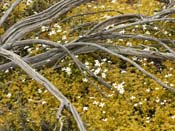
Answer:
top-left (26, 0), bottom-right (33, 6)
top-left (41, 23), bottom-right (62, 36)
top-left (165, 74), bottom-right (172, 78)
top-left (92, 101), bottom-right (105, 108)
top-left (41, 26), bottom-right (49, 32)
top-left (112, 81), bottom-right (125, 94)
top-left (62, 67), bottom-right (72, 75)
top-left (82, 59), bottom-right (108, 82)
top-left (83, 106), bottom-right (88, 111)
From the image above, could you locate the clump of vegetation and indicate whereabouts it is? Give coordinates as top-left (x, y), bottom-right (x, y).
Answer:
top-left (0, 0), bottom-right (175, 130)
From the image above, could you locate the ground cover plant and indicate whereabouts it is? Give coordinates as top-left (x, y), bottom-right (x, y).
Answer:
top-left (0, 0), bottom-right (175, 130)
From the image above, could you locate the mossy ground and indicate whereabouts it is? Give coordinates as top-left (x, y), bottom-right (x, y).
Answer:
top-left (0, 0), bottom-right (175, 130)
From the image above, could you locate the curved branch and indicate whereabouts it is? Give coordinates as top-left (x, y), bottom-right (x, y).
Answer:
top-left (86, 14), bottom-right (143, 34)
top-left (0, 0), bottom-right (22, 27)
top-left (2, 0), bottom-right (89, 44)
top-left (1, 40), bottom-right (175, 71)
top-left (0, 47), bottom-right (86, 131)
top-left (71, 42), bottom-right (175, 93)
top-left (7, 39), bottom-right (113, 89)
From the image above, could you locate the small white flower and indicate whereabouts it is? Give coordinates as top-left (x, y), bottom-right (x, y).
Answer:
top-left (171, 115), bottom-right (175, 119)
top-left (24, 46), bottom-right (30, 49)
top-left (26, 0), bottom-right (33, 5)
top-left (22, 79), bottom-right (26, 83)
top-left (83, 106), bottom-right (88, 111)
top-left (85, 61), bottom-right (89, 66)
top-left (62, 67), bottom-right (72, 75)
top-left (107, 39), bottom-right (113, 43)
top-left (165, 74), bottom-right (172, 78)
top-left (89, 97), bottom-right (95, 99)
top-left (102, 111), bottom-right (106, 114)
top-left (99, 102), bottom-right (105, 108)
top-left (146, 88), bottom-right (151, 93)
top-left (41, 26), bottom-right (49, 32)
top-left (57, 41), bottom-right (61, 44)
top-left (118, 88), bottom-right (125, 94)
top-left (107, 60), bottom-right (112, 63)
top-left (27, 48), bottom-right (32, 52)
top-left (5, 69), bottom-right (9, 73)
top-left (146, 117), bottom-right (150, 123)
top-left (102, 58), bottom-right (107, 62)
top-left (170, 83), bottom-right (174, 87)
top-left (134, 103), bottom-right (138, 107)
top-left (111, 0), bottom-right (116, 3)
top-left (42, 101), bottom-right (47, 105)
top-left (38, 89), bottom-right (42, 93)
top-left (101, 72), bottom-right (106, 78)
top-left (132, 56), bottom-right (138, 61)
top-left (93, 101), bottom-right (99, 105)
top-left (113, 82), bottom-right (125, 94)
top-left (103, 69), bottom-right (108, 73)
top-left (48, 30), bottom-right (56, 36)
top-left (160, 102), bottom-right (165, 105)
top-left (139, 102), bottom-right (142, 105)
top-left (108, 94), bottom-right (113, 97)
top-left (130, 96), bottom-right (136, 100)
top-left (82, 78), bottom-right (88, 82)
top-left (126, 42), bottom-right (132, 46)
top-left (155, 98), bottom-right (160, 103)
top-left (54, 23), bottom-right (61, 28)
top-left (62, 35), bottom-right (67, 40)
top-left (143, 47), bottom-right (150, 51)
top-left (94, 68), bottom-right (101, 75)
top-left (102, 118), bottom-right (108, 122)
top-left (155, 87), bottom-right (159, 90)
top-left (94, 60), bottom-right (101, 67)
top-left (164, 31), bottom-right (168, 34)
top-left (87, 4), bottom-right (92, 7)
top-left (6, 93), bottom-right (11, 98)
top-left (35, 47), bottom-right (39, 51)
top-left (145, 31), bottom-right (150, 35)
top-left (150, 61), bottom-right (154, 65)
top-left (153, 26), bottom-right (158, 30)
top-left (119, 29), bottom-right (125, 34)
top-left (142, 24), bottom-right (147, 30)
top-left (42, 44), bottom-right (48, 48)
top-left (121, 70), bottom-right (126, 74)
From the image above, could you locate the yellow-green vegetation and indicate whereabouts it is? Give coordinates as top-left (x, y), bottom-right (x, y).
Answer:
top-left (0, 0), bottom-right (175, 130)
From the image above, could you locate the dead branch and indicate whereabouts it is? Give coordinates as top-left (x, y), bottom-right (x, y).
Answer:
top-left (0, 0), bottom-right (22, 26)
top-left (0, 47), bottom-right (86, 131)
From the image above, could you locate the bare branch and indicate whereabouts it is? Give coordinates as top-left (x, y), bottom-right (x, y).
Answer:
top-left (1, 0), bottom-right (90, 44)
top-left (71, 42), bottom-right (175, 93)
top-left (0, 47), bottom-right (86, 131)
top-left (0, 0), bottom-right (22, 26)
top-left (1, 40), bottom-right (175, 71)
top-left (86, 14), bottom-right (143, 35)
